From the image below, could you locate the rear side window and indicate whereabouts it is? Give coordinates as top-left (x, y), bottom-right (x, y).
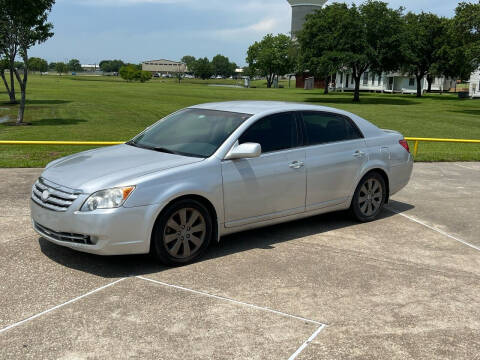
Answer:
top-left (301, 111), bottom-right (363, 145)
top-left (239, 112), bottom-right (298, 153)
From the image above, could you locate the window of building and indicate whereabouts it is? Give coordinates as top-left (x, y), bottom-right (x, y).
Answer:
top-left (363, 72), bottom-right (369, 85)
top-left (372, 74), bottom-right (376, 85)
top-left (377, 74), bottom-right (381, 86)
top-left (239, 112), bottom-right (298, 153)
top-left (301, 112), bottom-right (363, 145)
top-left (409, 78), bottom-right (415, 87)
top-left (340, 73), bottom-right (343, 85)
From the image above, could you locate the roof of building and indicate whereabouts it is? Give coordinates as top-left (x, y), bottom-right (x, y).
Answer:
top-left (142, 59), bottom-right (184, 65)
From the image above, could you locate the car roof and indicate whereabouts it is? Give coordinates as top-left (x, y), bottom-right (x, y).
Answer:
top-left (189, 101), bottom-right (384, 137)
top-left (189, 101), bottom-right (350, 116)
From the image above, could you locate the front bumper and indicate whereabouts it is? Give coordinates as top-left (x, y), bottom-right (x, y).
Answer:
top-left (30, 199), bottom-right (158, 255)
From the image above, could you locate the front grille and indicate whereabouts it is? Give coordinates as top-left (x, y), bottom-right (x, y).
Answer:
top-left (34, 222), bottom-right (92, 244)
top-left (31, 178), bottom-right (81, 212)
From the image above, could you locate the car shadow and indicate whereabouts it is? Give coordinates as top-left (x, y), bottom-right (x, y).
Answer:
top-left (39, 200), bottom-right (414, 278)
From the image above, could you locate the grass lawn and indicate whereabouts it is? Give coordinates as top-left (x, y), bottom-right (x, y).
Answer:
top-left (1, 74), bottom-right (479, 167)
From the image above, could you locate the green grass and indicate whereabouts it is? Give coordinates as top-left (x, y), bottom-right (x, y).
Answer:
top-left (1, 74), bottom-right (479, 167)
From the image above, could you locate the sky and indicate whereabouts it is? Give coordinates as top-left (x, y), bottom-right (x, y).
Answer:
top-left (30, 0), bottom-right (465, 67)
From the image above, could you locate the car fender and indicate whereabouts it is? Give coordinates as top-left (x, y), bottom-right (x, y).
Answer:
top-left (347, 159), bottom-right (391, 206)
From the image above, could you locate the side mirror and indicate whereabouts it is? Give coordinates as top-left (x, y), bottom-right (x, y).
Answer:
top-left (224, 142), bottom-right (261, 160)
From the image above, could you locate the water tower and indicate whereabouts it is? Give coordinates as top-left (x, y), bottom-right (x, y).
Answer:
top-left (287, 0), bottom-right (328, 37)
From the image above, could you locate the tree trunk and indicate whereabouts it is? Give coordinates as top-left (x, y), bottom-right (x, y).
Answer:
top-left (14, 54), bottom-right (28, 125)
top-left (0, 70), bottom-right (13, 100)
top-left (427, 75), bottom-right (433, 93)
top-left (8, 56), bottom-right (17, 104)
top-left (266, 74), bottom-right (273, 88)
top-left (323, 75), bottom-right (329, 94)
top-left (353, 76), bottom-right (361, 102)
top-left (416, 74), bottom-right (423, 98)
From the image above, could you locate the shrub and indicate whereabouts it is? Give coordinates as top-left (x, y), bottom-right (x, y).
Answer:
top-left (119, 66), bottom-right (152, 83)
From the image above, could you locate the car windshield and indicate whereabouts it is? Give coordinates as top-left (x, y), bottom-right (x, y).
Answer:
top-left (128, 108), bottom-right (251, 158)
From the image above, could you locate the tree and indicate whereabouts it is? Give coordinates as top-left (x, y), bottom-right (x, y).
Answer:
top-left (99, 59), bottom-right (125, 73)
top-left (0, 57), bottom-right (11, 97)
top-left (0, 0), bottom-right (54, 124)
top-left (48, 61), bottom-right (56, 70)
top-left (402, 12), bottom-right (445, 97)
top-left (28, 57), bottom-right (48, 72)
top-left (193, 57), bottom-right (213, 80)
top-left (119, 65), bottom-right (152, 83)
top-left (119, 65), bottom-right (137, 81)
top-left (0, 5), bottom-right (17, 103)
top-left (212, 54), bottom-right (236, 77)
top-left (449, 1), bottom-right (480, 81)
top-left (55, 61), bottom-right (67, 75)
top-left (298, 1), bottom-right (404, 101)
top-left (246, 33), bottom-right (296, 88)
top-left (68, 58), bottom-right (82, 72)
top-left (181, 55), bottom-right (196, 72)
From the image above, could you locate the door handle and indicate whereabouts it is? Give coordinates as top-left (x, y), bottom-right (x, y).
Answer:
top-left (353, 150), bottom-right (365, 158)
top-left (289, 160), bottom-right (304, 169)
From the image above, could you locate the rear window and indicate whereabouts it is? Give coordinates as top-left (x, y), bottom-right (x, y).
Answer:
top-left (301, 112), bottom-right (363, 145)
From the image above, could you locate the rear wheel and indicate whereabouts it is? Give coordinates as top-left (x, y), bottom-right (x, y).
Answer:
top-left (350, 172), bottom-right (386, 222)
top-left (152, 199), bottom-right (212, 266)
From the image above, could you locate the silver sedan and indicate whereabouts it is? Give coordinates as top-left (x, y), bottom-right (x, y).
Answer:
top-left (30, 101), bottom-right (413, 265)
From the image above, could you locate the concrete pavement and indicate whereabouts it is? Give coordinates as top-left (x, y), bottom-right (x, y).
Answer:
top-left (0, 163), bottom-right (478, 359)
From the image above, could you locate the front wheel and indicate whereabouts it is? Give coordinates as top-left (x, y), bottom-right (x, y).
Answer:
top-left (350, 172), bottom-right (386, 222)
top-left (152, 199), bottom-right (212, 266)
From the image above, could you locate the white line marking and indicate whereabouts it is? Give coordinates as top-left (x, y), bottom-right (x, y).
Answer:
top-left (386, 207), bottom-right (480, 252)
top-left (288, 325), bottom-right (327, 360)
top-left (136, 276), bottom-right (325, 326)
top-left (0, 278), bottom-right (126, 335)
top-left (455, 163), bottom-right (478, 171)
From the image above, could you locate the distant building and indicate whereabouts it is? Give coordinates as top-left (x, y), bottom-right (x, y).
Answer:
top-left (142, 59), bottom-right (187, 74)
top-left (287, 0), bottom-right (327, 38)
top-left (334, 71), bottom-right (457, 94)
top-left (469, 69), bottom-right (480, 97)
top-left (287, 0), bottom-right (328, 89)
top-left (81, 64), bottom-right (98, 72)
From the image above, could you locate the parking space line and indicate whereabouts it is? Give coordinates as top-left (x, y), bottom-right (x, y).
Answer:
top-left (136, 276), bottom-right (326, 326)
top-left (0, 278), bottom-right (126, 335)
top-left (288, 325), bottom-right (326, 360)
top-left (386, 207), bottom-right (480, 252)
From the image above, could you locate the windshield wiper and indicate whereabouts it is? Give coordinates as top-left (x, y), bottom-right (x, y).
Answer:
top-left (151, 147), bottom-right (178, 154)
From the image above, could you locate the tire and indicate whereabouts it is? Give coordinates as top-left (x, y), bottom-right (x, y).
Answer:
top-left (152, 199), bottom-right (213, 266)
top-left (350, 172), bottom-right (387, 222)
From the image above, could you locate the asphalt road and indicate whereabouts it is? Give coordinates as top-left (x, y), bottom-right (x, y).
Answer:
top-left (0, 163), bottom-right (479, 359)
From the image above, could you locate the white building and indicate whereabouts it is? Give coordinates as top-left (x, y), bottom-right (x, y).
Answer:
top-left (335, 71), bottom-right (456, 94)
top-left (469, 69), bottom-right (480, 98)
top-left (81, 64), bottom-right (98, 72)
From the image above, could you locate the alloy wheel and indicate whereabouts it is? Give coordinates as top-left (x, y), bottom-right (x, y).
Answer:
top-left (358, 178), bottom-right (383, 217)
top-left (163, 208), bottom-right (206, 259)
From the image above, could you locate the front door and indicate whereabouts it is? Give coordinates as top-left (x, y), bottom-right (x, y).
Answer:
top-left (222, 112), bottom-right (306, 227)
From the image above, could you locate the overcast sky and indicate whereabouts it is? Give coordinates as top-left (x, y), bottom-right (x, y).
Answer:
top-left (30, 0), bottom-right (466, 66)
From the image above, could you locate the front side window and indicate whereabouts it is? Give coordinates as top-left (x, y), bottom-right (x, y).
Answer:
top-left (409, 78), bottom-right (415, 86)
top-left (301, 112), bottom-right (363, 145)
top-left (130, 109), bottom-right (250, 158)
top-left (239, 112), bottom-right (298, 153)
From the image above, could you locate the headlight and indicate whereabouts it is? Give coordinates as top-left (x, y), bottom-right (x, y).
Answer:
top-left (81, 186), bottom-right (135, 212)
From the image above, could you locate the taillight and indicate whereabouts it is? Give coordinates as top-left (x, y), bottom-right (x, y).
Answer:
top-left (399, 139), bottom-right (410, 153)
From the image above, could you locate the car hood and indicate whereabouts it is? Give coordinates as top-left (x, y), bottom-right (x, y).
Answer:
top-left (41, 144), bottom-right (203, 193)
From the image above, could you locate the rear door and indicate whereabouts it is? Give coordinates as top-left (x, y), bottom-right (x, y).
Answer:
top-left (221, 112), bottom-right (306, 227)
top-left (300, 111), bottom-right (367, 211)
